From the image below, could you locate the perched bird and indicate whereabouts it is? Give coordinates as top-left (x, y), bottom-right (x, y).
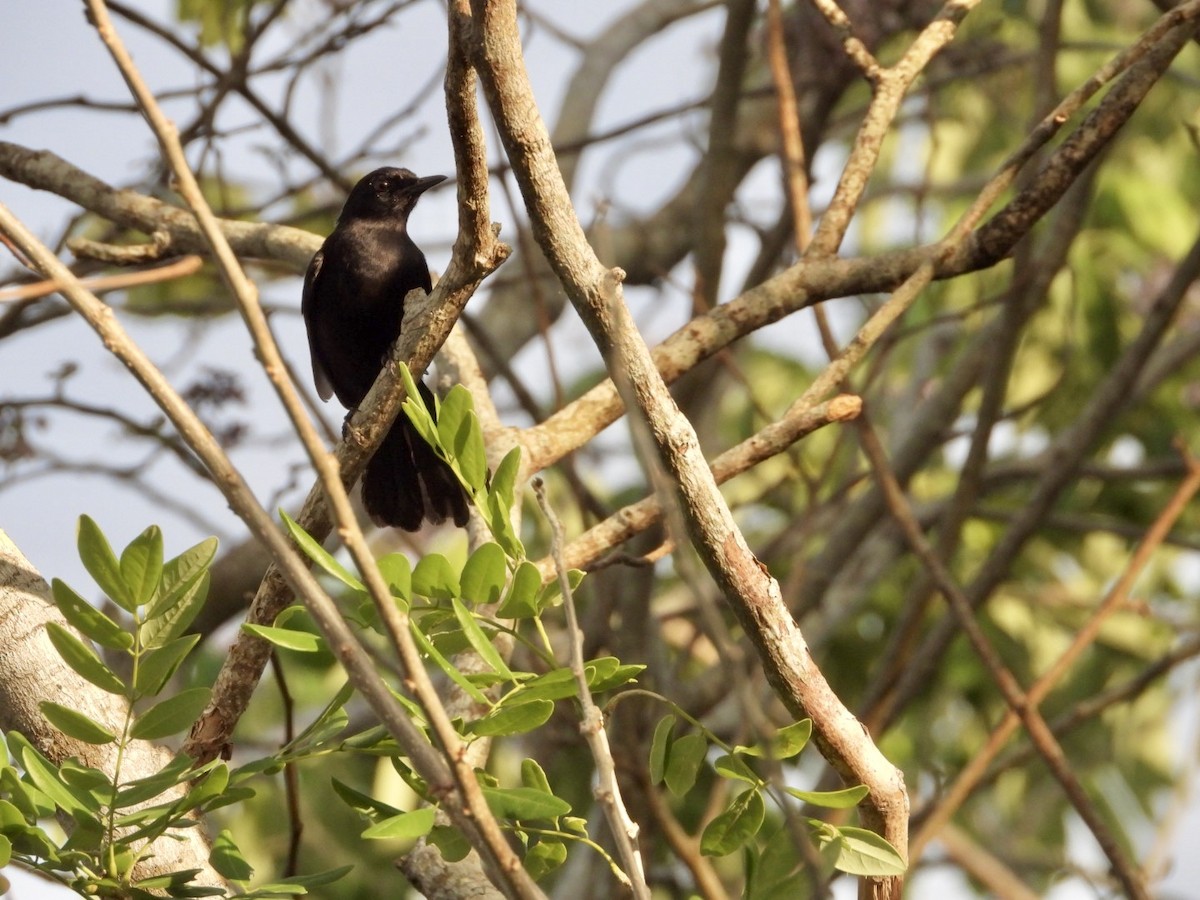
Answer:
top-left (302, 167), bottom-right (470, 531)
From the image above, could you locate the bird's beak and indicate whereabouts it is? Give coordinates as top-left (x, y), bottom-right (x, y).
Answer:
top-left (413, 174), bottom-right (447, 195)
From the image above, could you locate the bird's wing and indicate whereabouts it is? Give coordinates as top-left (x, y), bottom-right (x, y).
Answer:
top-left (300, 249), bottom-right (334, 401)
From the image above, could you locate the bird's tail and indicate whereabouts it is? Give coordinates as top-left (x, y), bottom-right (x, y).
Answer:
top-left (361, 382), bottom-right (470, 531)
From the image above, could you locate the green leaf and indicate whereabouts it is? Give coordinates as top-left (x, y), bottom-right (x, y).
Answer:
top-left (817, 824), bottom-right (906, 876)
top-left (129, 687), bottom-right (211, 740)
top-left (748, 826), bottom-right (808, 900)
top-left (481, 786), bottom-right (571, 821)
top-left (150, 536), bottom-right (218, 618)
top-left (114, 754), bottom-right (197, 808)
top-left (506, 668), bottom-right (577, 704)
top-left (135, 634), bottom-right (202, 698)
top-left (536, 568), bottom-right (584, 611)
top-left (409, 623), bottom-right (489, 705)
top-left (429, 824), bottom-right (471, 862)
top-left (141, 570), bottom-right (209, 649)
top-left (785, 784), bottom-right (869, 809)
top-left (450, 597), bottom-right (513, 679)
top-left (526, 839), bottom-right (567, 881)
top-left (736, 720), bottom-right (812, 760)
top-left (378, 553), bottom-right (412, 602)
top-left (412, 554), bottom-right (460, 600)
top-left (489, 446), bottom-right (521, 512)
top-left (649, 714), bottom-right (675, 785)
top-left (470, 700), bottom-right (554, 737)
top-left (486, 491), bottom-right (525, 559)
top-left (241, 624), bottom-right (324, 653)
top-left (485, 446), bottom-right (524, 556)
top-left (665, 732), bottom-right (707, 798)
top-left (362, 807), bottom-right (436, 840)
top-left (77, 515), bottom-right (135, 611)
top-left (120, 525), bottom-right (164, 610)
top-left (210, 829), bottom-right (254, 881)
top-left (8, 733), bottom-right (93, 815)
top-left (497, 562), bottom-right (542, 619)
top-left (399, 364), bottom-right (442, 449)
top-left (280, 511), bottom-right (363, 591)
top-left (0, 833), bottom-right (11, 867)
top-left (460, 543), bottom-right (507, 606)
top-left (713, 754), bottom-right (761, 786)
top-left (586, 658), bottom-right (645, 693)
top-left (51, 579), bottom-right (132, 651)
top-left (439, 387), bottom-right (488, 491)
top-left (700, 789), bottom-right (765, 857)
top-left (45, 623), bottom-right (126, 695)
top-left (330, 777), bottom-right (403, 820)
top-left (520, 759), bottom-right (552, 795)
top-left (39, 703), bottom-right (115, 745)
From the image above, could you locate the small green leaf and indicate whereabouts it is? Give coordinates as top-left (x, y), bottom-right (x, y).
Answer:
top-left (436, 387), bottom-right (487, 491)
top-left (150, 536), bottom-right (218, 617)
top-left (700, 790), bottom-right (766, 857)
top-left (520, 759), bottom-right (552, 795)
top-left (485, 490), bottom-right (525, 559)
top-left (129, 687), bottom-right (211, 740)
top-left (399, 365), bottom-right (441, 449)
top-left (280, 510), bottom-right (363, 591)
top-left (77, 515), bottom-right (134, 611)
top-left (736, 720), bottom-right (813, 760)
top-left (210, 829), bottom-right (254, 881)
top-left (412, 553), bottom-right (460, 600)
top-left (816, 824), bottom-right (906, 876)
top-left (536, 568), bottom-right (584, 611)
top-left (497, 562), bottom-right (542, 619)
top-left (489, 446), bottom-right (521, 511)
top-left (409, 624), bottom-right (489, 705)
top-left (460, 543), bottom-right (507, 606)
top-left (8, 733), bottom-right (93, 815)
top-left (481, 786), bottom-right (571, 821)
top-left (586, 658), bottom-right (645, 693)
top-left (141, 570), bottom-right (209, 649)
top-left (450, 597), bottom-right (513, 679)
top-left (0, 833), bottom-right (11, 867)
top-left (785, 784), bottom-right (869, 809)
top-left (649, 714), bottom-right (675, 785)
top-left (51, 579), bottom-right (132, 651)
top-left (470, 700), bottom-right (554, 737)
top-left (526, 839), bottom-right (567, 881)
top-left (120, 525), bottom-right (163, 610)
top-left (331, 777), bottom-right (403, 820)
top-left (506, 668), bottom-right (578, 703)
top-left (362, 807), bottom-right (436, 840)
top-left (39, 703), bottom-right (115, 745)
top-left (714, 754), bottom-right (761, 786)
top-left (135, 634), bottom-right (202, 698)
top-left (241, 624), bottom-right (324, 653)
top-left (665, 732), bottom-right (707, 798)
top-left (429, 824), bottom-right (471, 862)
top-left (45, 623), bottom-right (126, 695)
top-left (378, 553), bottom-right (412, 602)
top-left (114, 754), bottom-right (197, 808)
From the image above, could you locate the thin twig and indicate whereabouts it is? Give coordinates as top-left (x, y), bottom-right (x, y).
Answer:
top-left (534, 479), bottom-right (649, 899)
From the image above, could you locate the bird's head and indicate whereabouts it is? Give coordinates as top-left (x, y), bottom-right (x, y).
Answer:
top-left (340, 167), bottom-right (447, 223)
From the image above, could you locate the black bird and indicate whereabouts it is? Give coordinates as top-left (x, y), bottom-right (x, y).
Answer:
top-left (302, 167), bottom-right (470, 531)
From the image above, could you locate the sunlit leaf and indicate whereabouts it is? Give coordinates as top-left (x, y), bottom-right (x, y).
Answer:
top-left (119, 525), bottom-right (163, 610)
top-left (39, 703), bottom-right (115, 745)
top-left (77, 515), bottom-right (133, 611)
top-left (129, 687), bottom-right (212, 740)
top-left (45, 623), bottom-right (126, 695)
top-left (700, 790), bottom-right (765, 857)
top-left (51, 579), bottom-right (131, 651)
